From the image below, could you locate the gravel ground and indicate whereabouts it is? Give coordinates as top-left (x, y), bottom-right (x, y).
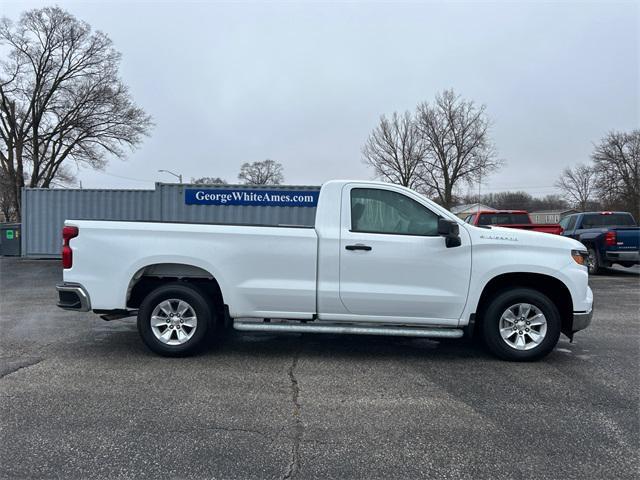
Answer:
top-left (0, 258), bottom-right (638, 479)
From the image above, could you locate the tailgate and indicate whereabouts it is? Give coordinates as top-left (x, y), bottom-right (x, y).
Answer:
top-left (612, 227), bottom-right (640, 251)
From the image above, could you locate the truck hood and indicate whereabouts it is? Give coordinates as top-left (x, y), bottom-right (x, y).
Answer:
top-left (465, 225), bottom-right (585, 251)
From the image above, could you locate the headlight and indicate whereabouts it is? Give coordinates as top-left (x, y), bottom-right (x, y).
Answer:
top-left (571, 249), bottom-right (588, 266)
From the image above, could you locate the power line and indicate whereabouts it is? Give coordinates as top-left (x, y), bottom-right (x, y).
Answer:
top-left (88, 170), bottom-right (156, 183)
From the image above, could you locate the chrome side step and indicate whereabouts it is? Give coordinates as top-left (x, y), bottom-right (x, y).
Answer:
top-left (233, 321), bottom-right (463, 339)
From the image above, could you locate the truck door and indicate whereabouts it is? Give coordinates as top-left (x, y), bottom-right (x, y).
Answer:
top-left (338, 184), bottom-right (472, 324)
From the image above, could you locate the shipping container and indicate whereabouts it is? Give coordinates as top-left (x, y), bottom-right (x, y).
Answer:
top-left (21, 183), bottom-right (320, 257)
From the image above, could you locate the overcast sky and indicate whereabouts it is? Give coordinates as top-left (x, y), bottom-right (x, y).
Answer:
top-left (3, 0), bottom-right (639, 196)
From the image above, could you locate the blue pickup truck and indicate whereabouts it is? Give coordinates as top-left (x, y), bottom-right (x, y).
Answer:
top-left (560, 211), bottom-right (640, 274)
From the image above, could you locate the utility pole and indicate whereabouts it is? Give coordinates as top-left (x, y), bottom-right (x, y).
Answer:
top-left (477, 171), bottom-right (482, 213)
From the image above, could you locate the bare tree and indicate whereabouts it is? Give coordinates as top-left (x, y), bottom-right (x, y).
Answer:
top-left (362, 111), bottom-right (427, 192)
top-left (458, 190), bottom-right (569, 212)
top-left (0, 168), bottom-right (15, 221)
top-left (592, 130), bottom-right (639, 220)
top-left (485, 191), bottom-right (533, 211)
top-left (555, 163), bottom-right (597, 211)
top-left (415, 90), bottom-right (501, 209)
top-left (191, 176), bottom-right (227, 185)
top-left (529, 194), bottom-right (569, 212)
top-left (238, 159), bottom-right (284, 185)
top-left (0, 7), bottom-right (152, 220)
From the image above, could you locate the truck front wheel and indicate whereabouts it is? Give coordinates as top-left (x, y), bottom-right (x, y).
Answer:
top-left (137, 282), bottom-right (215, 357)
top-left (482, 288), bottom-right (561, 361)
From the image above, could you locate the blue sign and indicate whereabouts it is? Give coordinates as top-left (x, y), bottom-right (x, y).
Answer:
top-left (185, 189), bottom-right (320, 207)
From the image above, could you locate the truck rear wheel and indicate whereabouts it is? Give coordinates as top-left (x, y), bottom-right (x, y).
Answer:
top-left (482, 288), bottom-right (561, 361)
top-left (587, 248), bottom-right (603, 275)
top-left (137, 282), bottom-right (215, 357)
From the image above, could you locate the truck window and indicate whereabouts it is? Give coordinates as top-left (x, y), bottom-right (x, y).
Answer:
top-left (580, 213), bottom-right (637, 228)
top-left (350, 188), bottom-right (439, 236)
top-left (477, 213), bottom-right (530, 226)
top-left (560, 216), bottom-right (577, 231)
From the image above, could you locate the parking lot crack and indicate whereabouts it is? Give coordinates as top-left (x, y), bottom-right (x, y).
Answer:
top-left (283, 344), bottom-right (303, 480)
top-left (0, 357), bottom-right (43, 379)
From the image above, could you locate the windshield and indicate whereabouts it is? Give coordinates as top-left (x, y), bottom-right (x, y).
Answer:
top-left (478, 213), bottom-right (530, 226)
top-left (581, 213), bottom-right (637, 228)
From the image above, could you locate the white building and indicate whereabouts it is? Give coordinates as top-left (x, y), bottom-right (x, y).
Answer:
top-left (529, 209), bottom-right (579, 224)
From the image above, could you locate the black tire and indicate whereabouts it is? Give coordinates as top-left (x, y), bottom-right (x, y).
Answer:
top-left (587, 247), bottom-right (603, 275)
top-left (481, 288), bottom-right (561, 361)
top-left (137, 282), bottom-right (216, 357)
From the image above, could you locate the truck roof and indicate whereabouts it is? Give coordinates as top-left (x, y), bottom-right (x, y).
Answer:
top-left (318, 180), bottom-right (460, 223)
top-left (574, 211), bottom-right (633, 216)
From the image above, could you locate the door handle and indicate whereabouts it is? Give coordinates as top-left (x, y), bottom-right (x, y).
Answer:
top-left (345, 244), bottom-right (372, 251)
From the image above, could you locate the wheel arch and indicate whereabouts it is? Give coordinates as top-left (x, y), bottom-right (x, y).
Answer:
top-left (475, 272), bottom-right (574, 336)
top-left (126, 262), bottom-right (226, 321)
top-left (578, 234), bottom-right (600, 248)
top-left (579, 238), bottom-right (597, 250)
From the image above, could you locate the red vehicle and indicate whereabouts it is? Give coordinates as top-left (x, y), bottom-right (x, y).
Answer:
top-left (464, 210), bottom-right (564, 235)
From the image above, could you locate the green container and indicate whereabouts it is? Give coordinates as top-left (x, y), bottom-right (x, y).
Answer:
top-left (0, 223), bottom-right (21, 256)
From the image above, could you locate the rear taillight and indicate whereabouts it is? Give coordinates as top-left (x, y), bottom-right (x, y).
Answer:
top-left (605, 231), bottom-right (616, 246)
top-left (62, 226), bottom-right (79, 269)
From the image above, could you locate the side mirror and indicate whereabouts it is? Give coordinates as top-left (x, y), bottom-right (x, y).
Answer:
top-left (438, 218), bottom-right (462, 248)
top-left (437, 218), bottom-right (459, 236)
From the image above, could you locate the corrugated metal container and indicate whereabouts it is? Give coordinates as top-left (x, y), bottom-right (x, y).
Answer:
top-left (21, 183), bottom-right (320, 257)
top-left (21, 188), bottom-right (159, 257)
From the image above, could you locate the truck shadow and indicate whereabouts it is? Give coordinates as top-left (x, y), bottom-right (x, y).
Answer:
top-left (84, 320), bottom-right (580, 364)
top-left (80, 323), bottom-right (586, 367)
top-left (75, 319), bottom-right (574, 364)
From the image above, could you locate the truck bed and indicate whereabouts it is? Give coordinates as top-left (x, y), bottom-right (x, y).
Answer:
top-left (64, 220), bottom-right (319, 317)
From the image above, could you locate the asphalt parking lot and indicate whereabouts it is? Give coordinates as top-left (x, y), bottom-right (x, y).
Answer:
top-left (0, 258), bottom-right (638, 479)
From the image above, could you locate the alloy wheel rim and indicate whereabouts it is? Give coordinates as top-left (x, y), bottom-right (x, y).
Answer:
top-left (499, 303), bottom-right (547, 351)
top-left (150, 299), bottom-right (198, 346)
top-left (587, 250), bottom-right (596, 273)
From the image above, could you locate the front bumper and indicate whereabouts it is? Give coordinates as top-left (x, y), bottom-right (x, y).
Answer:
top-left (566, 284), bottom-right (593, 337)
top-left (56, 283), bottom-right (91, 312)
top-left (571, 307), bottom-right (593, 332)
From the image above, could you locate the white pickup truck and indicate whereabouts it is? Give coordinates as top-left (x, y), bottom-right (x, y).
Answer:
top-left (56, 180), bottom-right (593, 361)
